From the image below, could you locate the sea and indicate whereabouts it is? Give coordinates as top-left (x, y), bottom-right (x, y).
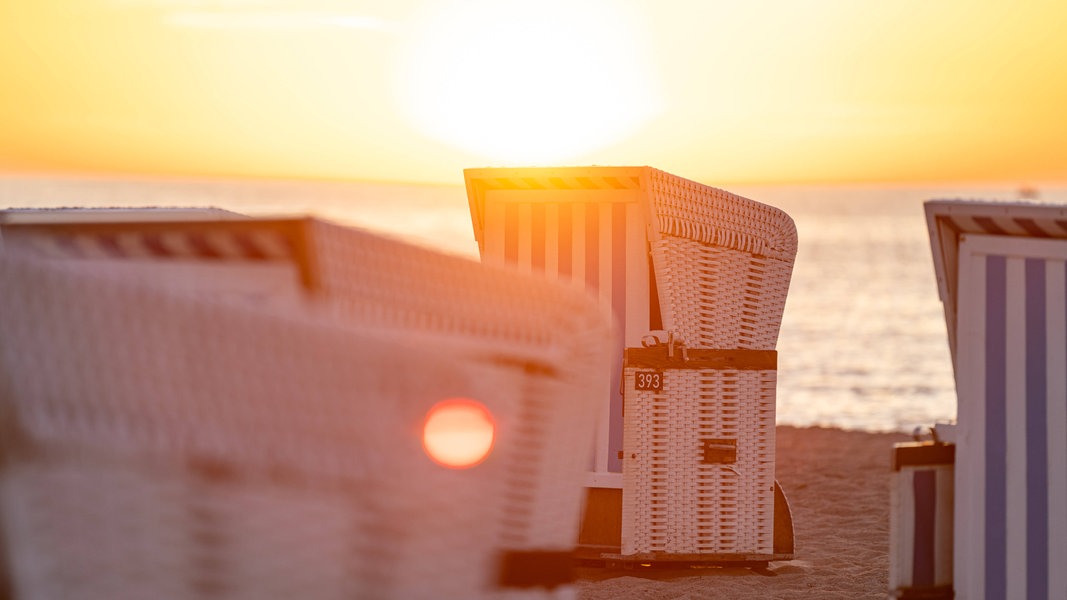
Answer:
top-left (5, 174), bottom-right (1066, 433)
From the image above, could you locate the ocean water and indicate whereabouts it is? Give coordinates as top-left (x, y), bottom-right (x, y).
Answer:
top-left (5, 175), bottom-right (1066, 433)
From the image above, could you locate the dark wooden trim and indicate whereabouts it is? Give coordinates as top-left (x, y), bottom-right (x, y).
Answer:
top-left (895, 585), bottom-right (955, 600)
top-left (773, 480), bottom-right (795, 555)
top-left (577, 487), bottom-right (622, 549)
top-left (496, 550), bottom-right (575, 589)
top-left (624, 347), bottom-right (777, 370)
top-left (892, 442), bottom-right (955, 472)
top-left (600, 551), bottom-right (794, 565)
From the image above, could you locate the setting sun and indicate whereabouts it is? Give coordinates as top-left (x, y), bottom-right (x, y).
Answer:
top-left (394, 0), bottom-right (663, 165)
top-left (0, 1), bottom-right (1064, 184)
top-left (422, 398), bottom-right (496, 469)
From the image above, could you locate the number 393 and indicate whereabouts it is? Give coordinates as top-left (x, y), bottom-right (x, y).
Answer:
top-left (634, 370), bottom-right (663, 391)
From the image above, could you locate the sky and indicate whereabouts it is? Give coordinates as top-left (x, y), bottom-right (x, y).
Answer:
top-left (1, 0), bottom-right (1065, 186)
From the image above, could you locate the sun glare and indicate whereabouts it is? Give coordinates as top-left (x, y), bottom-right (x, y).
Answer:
top-left (422, 398), bottom-right (496, 469)
top-left (395, 0), bottom-right (663, 165)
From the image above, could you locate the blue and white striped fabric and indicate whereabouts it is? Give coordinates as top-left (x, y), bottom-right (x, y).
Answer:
top-left (889, 441), bottom-right (955, 596)
top-left (925, 200), bottom-right (1067, 371)
top-left (951, 231), bottom-right (1067, 600)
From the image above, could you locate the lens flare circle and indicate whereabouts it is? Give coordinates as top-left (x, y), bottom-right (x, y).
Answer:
top-left (422, 398), bottom-right (496, 469)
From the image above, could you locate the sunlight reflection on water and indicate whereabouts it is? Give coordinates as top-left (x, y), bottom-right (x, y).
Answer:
top-left (6, 176), bottom-right (1064, 432)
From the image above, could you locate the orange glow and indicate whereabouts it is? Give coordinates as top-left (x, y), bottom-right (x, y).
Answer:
top-left (422, 398), bottom-right (496, 469)
top-left (0, 2), bottom-right (1065, 184)
top-left (394, 0), bottom-right (662, 165)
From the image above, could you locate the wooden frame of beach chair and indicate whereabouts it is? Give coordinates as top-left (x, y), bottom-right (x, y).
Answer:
top-left (926, 200), bottom-right (1067, 600)
top-left (0, 217), bottom-right (613, 599)
top-left (466, 166), bottom-right (797, 563)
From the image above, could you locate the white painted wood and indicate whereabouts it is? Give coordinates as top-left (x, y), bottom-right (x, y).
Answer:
top-left (889, 469), bottom-right (916, 588)
top-left (624, 201), bottom-right (650, 348)
top-left (516, 201), bottom-right (532, 276)
top-left (544, 203), bottom-right (560, 280)
top-left (955, 233), bottom-right (989, 600)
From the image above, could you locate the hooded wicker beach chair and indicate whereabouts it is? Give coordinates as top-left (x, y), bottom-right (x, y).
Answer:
top-left (925, 200), bottom-right (1067, 600)
top-left (466, 166), bottom-right (797, 563)
top-left (0, 217), bottom-right (613, 599)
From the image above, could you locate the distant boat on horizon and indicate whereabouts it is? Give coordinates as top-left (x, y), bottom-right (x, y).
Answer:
top-left (1018, 184), bottom-right (1040, 199)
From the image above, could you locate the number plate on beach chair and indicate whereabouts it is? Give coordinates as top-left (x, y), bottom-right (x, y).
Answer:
top-left (634, 371), bottom-right (663, 391)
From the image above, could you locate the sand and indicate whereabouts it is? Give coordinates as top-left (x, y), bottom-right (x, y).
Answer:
top-left (575, 426), bottom-right (912, 600)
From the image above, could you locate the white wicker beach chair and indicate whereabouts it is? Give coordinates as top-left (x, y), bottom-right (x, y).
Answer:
top-left (465, 167), bottom-right (797, 563)
top-left (926, 200), bottom-right (1067, 600)
top-left (0, 218), bottom-right (613, 599)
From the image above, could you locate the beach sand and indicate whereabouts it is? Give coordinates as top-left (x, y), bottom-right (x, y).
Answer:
top-left (576, 426), bottom-right (911, 599)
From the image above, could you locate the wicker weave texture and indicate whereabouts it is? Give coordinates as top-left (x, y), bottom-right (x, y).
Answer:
top-left (621, 368), bottom-right (777, 555)
top-left (647, 170), bottom-right (796, 351)
top-left (462, 167), bottom-right (796, 561)
top-left (647, 169), bottom-right (797, 262)
top-left (0, 220), bottom-right (609, 600)
top-left (308, 219), bottom-right (613, 552)
top-left (309, 220), bottom-right (609, 354)
top-left (650, 236), bottom-right (793, 350)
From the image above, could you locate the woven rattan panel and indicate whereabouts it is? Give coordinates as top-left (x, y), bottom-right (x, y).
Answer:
top-left (647, 168), bottom-right (797, 263)
top-left (621, 368), bottom-right (776, 555)
top-left (647, 168), bottom-right (796, 351)
top-left (650, 236), bottom-right (793, 351)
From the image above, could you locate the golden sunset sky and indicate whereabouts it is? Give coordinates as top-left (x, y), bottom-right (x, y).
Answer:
top-left (1, 0), bottom-right (1065, 185)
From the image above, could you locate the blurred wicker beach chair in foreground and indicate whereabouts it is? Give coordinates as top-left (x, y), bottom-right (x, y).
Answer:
top-left (465, 167), bottom-right (797, 565)
top-left (0, 214), bottom-right (613, 599)
top-left (922, 200), bottom-right (1067, 599)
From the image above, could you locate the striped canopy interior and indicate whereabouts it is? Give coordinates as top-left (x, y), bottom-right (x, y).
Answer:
top-left (925, 200), bottom-right (1067, 370)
